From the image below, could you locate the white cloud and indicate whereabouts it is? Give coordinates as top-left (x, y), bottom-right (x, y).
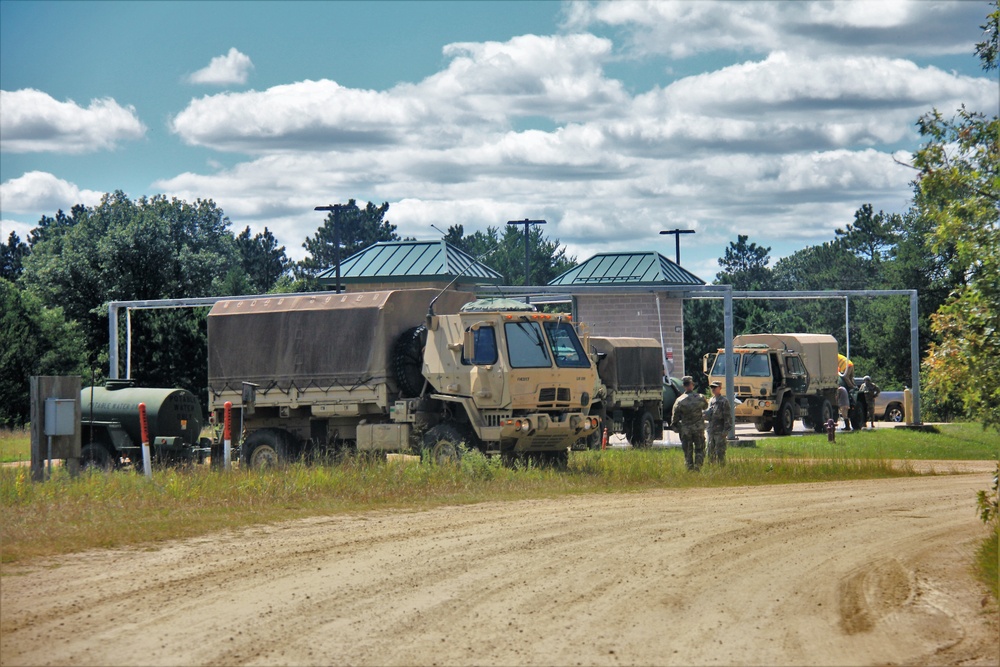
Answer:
top-left (169, 34), bottom-right (624, 153)
top-left (0, 89), bottom-right (146, 153)
top-left (0, 171), bottom-right (104, 215)
top-left (565, 0), bottom-right (986, 58)
top-left (1, 219), bottom-right (35, 243)
top-left (154, 14), bottom-right (991, 274)
top-left (188, 48), bottom-right (254, 86)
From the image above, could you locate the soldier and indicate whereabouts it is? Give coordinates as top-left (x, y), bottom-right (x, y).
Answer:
top-left (705, 381), bottom-right (733, 465)
top-left (859, 375), bottom-right (881, 428)
top-left (671, 376), bottom-right (708, 471)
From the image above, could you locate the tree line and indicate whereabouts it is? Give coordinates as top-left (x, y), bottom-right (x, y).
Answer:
top-left (2, 6), bottom-right (996, 430)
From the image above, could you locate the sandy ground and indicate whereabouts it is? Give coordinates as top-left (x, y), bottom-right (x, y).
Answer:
top-left (1, 466), bottom-right (997, 667)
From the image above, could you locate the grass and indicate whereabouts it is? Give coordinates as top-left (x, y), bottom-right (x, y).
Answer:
top-left (0, 426), bottom-right (30, 463)
top-left (0, 448), bottom-right (916, 565)
top-left (1, 422), bottom-right (995, 567)
top-left (735, 422), bottom-right (997, 460)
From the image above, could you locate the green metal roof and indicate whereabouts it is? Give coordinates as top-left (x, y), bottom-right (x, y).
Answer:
top-left (316, 240), bottom-right (504, 286)
top-left (548, 251), bottom-right (705, 287)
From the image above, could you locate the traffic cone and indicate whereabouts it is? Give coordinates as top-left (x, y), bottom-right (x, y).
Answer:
top-left (601, 427), bottom-right (608, 450)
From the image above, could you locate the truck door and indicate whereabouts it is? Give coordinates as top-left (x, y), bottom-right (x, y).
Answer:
top-left (784, 355), bottom-right (808, 394)
top-left (463, 324), bottom-right (505, 408)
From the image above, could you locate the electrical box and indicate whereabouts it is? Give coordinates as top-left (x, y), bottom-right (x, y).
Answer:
top-left (44, 398), bottom-right (76, 436)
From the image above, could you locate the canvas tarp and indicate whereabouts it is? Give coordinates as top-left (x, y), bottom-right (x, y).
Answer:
top-left (208, 289), bottom-right (474, 396)
top-left (590, 337), bottom-right (664, 392)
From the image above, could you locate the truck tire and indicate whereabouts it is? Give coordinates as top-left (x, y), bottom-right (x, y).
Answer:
top-left (244, 428), bottom-right (293, 468)
top-left (754, 418), bottom-right (773, 433)
top-left (80, 443), bottom-right (114, 471)
top-left (885, 402), bottom-right (904, 423)
top-left (393, 326), bottom-right (428, 398)
top-left (773, 400), bottom-right (795, 436)
top-left (812, 400), bottom-right (833, 433)
top-left (627, 411), bottom-right (657, 449)
top-left (850, 402), bottom-right (865, 431)
top-left (422, 423), bottom-right (464, 464)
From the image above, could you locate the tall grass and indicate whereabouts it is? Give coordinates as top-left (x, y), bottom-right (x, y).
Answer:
top-left (0, 426), bottom-right (31, 463)
top-left (1, 448), bottom-right (908, 564)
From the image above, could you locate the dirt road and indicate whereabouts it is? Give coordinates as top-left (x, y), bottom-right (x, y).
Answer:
top-left (2, 467), bottom-right (997, 666)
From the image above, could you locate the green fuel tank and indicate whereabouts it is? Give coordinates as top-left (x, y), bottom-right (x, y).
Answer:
top-left (80, 381), bottom-right (203, 446)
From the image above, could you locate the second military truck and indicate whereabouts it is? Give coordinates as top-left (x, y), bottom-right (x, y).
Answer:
top-left (207, 289), bottom-right (600, 466)
top-left (587, 337), bottom-right (666, 448)
top-left (704, 333), bottom-right (862, 435)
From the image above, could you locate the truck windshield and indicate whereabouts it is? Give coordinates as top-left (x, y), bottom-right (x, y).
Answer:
top-left (543, 321), bottom-right (590, 368)
top-left (742, 352), bottom-right (770, 377)
top-left (505, 321), bottom-right (551, 368)
top-left (711, 352), bottom-right (740, 377)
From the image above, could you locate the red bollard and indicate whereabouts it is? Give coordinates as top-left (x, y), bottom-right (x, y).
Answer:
top-left (826, 418), bottom-right (836, 443)
top-left (601, 427), bottom-right (608, 450)
top-left (138, 402), bottom-right (152, 477)
top-left (223, 401), bottom-right (233, 470)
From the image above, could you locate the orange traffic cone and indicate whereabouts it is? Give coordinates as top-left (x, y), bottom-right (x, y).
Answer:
top-left (601, 427), bottom-right (608, 450)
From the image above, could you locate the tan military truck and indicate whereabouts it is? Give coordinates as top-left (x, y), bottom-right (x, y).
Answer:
top-left (704, 333), bottom-right (859, 435)
top-left (207, 289), bottom-right (600, 466)
top-left (586, 337), bottom-right (665, 448)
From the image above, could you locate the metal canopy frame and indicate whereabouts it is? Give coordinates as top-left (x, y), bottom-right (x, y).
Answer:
top-left (107, 285), bottom-right (921, 440)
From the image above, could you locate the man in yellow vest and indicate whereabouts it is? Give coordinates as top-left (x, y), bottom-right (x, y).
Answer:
top-left (838, 354), bottom-right (856, 389)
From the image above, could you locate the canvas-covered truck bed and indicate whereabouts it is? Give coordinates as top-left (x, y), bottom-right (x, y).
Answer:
top-left (207, 289), bottom-right (473, 414)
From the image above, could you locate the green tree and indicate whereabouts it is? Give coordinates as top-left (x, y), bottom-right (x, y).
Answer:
top-left (1, 231), bottom-right (29, 281)
top-left (835, 204), bottom-right (900, 266)
top-left (918, 5), bottom-right (1000, 429)
top-left (235, 226), bottom-right (291, 293)
top-left (0, 279), bottom-right (88, 426)
top-left (298, 200), bottom-right (398, 278)
top-left (717, 235), bottom-right (773, 290)
top-left (20, 192), bottom-right (243, 406)
top-left (442, 223), bottom-right (575, 285)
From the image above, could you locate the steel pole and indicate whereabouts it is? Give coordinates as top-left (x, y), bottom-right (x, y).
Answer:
top-left (910, 290), bottom-right (921, 425)
top-left (724, 287), bottom-right (736, 440)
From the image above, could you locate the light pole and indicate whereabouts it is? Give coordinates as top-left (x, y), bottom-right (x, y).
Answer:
top-left (314, 204), bottom-right (345, 294)
top-left (507, 218), bottom-right (545, 303)
top-left (659, 228), bottom-right (696, 265)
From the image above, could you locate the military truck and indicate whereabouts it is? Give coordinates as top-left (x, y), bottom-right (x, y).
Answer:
top-left (207, 289), bottom-right (600, 466)
top-left (586, 337), bottom-right (665, 448)
top-left (80, 380), bottom-right (211, 468)
top-left (704, 333), bottom-right (863, 435)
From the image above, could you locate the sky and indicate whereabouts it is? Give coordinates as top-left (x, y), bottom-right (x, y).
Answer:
top-left (1, 0), bottom-right (996, 282)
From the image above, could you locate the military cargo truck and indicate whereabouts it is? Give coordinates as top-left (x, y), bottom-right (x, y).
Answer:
top-left (207, 289), bottom-right (600, 466)
top-left (586, 337), bottom-right (665, 448)
top-left (704, 333), bottom-right (862, 435)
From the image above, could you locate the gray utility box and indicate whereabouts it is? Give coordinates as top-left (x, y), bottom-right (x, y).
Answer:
top-left (45, 398), bottom-right (76, 436)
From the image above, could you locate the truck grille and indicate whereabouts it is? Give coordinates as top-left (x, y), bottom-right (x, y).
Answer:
top-left (538, 387), bottom-right (571, 406)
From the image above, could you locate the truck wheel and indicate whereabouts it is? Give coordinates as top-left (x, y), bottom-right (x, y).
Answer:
top-left (244, 429), bottom-right (292, 468)
top-left (773, 400), bottom-right (795, 436)
top-left (422, 424), bottom-right (464, 464)
top-left (627, 411), bottom-right (656, 449)
top-left (80, 444), bottom-right (114, 471)
top-left (813, 400), bottom-right (833, 433)
top-left (850, 402), bottom-right (864, 431)
top-left (885, 403), bottom-right (904, 423)
top-left (393, 326), bottom-right (428, 398)
top-left (754, 418), bottom-right (773, 433)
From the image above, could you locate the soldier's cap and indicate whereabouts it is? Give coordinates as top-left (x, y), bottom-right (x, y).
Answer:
top-left (863, 375), bottom-right (871, 382)
top-left (709, 381), bottom-right (722, 388)
top-left (681, 375), bottom-right (694, 385)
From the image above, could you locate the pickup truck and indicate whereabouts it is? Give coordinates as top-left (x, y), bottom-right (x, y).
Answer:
top-left (874, 391), bottom-right (905, 422)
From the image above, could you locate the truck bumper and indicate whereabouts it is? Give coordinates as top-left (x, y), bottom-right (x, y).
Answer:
top-left (498, 413), bottom-right (600, 452)
top-left (734, 398), bottom-right (777, 419)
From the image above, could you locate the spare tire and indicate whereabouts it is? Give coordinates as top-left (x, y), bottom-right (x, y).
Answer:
top-left (393, 325), bottom-right (428, 398)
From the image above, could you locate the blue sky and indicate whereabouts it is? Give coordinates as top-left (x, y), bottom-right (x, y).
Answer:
top-left (2, 0), bottom-right (996, 281)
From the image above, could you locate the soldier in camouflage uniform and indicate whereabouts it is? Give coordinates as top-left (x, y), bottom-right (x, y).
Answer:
top-left (859, 375), bottom-right (881, 428)
top-left (671, 376), bottom-right (708, 471)
top-left (705, 381), bottom-right (733, 465)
